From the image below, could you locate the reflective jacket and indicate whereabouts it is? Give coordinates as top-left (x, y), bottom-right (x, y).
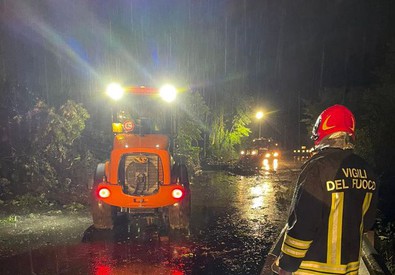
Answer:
top-left (278, 148), bottom-right (379, 274)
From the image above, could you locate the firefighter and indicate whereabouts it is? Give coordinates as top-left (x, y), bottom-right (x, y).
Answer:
top-left (262, 104), bottom-right (379, 275)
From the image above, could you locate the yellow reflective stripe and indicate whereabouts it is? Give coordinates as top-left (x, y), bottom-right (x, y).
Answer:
top-left (298, 260), bottom-right (360, 274)
top-left (360, 193), bottom-right (372, 256)
top-left (300, 260), bottom-right (360, 271)
top-left (295, 271), bottom-right (327, 275)
top-left (327, 194), bottom-right (335, 263)
top-left (284, 233), bottom-right (313, 250)
top-left (295, 270), bottom-right (358, 275)
top-left (335, 192), bottom-right (344, 264)
top-left (281, 243), bottom-right (307, 258)
top-left (361, 193), bottom-right (372, 221)
top-left (327, 192), bottom-right (344, 265)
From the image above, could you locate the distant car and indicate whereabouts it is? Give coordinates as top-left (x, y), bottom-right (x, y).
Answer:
top-left (238, 137), bottom-right (280, 171)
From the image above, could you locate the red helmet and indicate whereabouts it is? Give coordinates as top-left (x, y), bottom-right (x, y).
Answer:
top-left (311, 104), bottom-right (356, 145)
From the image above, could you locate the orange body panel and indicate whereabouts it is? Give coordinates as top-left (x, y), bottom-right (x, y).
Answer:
top-left (113, 134), bottom-right (170, 150)
top-left (107, 134), bottom-right (171, 185)
top-left (98, 133), bottom-right (183, 209)
top-left (97, 183), bottom-right (186, 208)
top-left (125, 86), bottom-right (159, 95)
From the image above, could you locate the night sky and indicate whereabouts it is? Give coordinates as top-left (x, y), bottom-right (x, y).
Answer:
top-left (1, 0), bottom-right (394, 148)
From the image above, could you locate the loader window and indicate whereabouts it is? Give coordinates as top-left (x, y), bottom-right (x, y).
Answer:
top-left (118, 153), bottom-right (163, 196)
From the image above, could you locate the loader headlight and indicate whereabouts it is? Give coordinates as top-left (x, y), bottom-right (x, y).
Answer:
top-left (159, 84), bottom-right (177, 103)
top-left (106, 82), bottom-right (124, 100)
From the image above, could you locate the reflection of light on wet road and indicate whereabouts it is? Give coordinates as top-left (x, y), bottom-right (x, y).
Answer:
top-left (273, 159), bottom-right (278, 171)
top-left (262, 158), bottom-right (278, 171)
top-left (250, 183), bottom-right (271, 209)
top-left (263, 159), bottom-right (270, 171)
top-left (235, 174), bottom-right (282, 238)
top-left (252, 196), bottom-right (263, 209)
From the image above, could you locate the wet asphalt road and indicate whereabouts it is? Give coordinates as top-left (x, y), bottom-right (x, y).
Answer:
top-left (0, 158), bottom-right (302, 275)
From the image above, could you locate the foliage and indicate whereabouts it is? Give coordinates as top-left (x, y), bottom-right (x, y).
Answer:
top-left (175, 91), bottom-right (210, 171)
top-left (62, 202), bottom-right (86, 212)
top-left (0, 82), bottom-right (94, 206)
top-left (21, 101), bottom-right (90, 197)
top-left (353, 128), bottom-right (375, 165)
top-left (10, 194), bottom-right (52, 210)
top-left (229, 104), bottom-right (253, 146)
top-left (358, 41), bottom-right (395, 173)
top-left (208, 99), bottom-right (252, 162)
top-left (358, 88), bottom-right (395, 172)
top-left (0, 178), bottom-right (12, 200)
top-left (0, 215), bottom-right (19, 224)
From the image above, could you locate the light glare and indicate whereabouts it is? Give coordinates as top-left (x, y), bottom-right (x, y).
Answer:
top-left (98, 188), bottom-right (110, 198)
top-left (106, 83), bottom-right (124, 100)
top-left (256, 111), bottom-right (264, 119)
top-left (172, 188), bottom-right (184, 199)
top-left (159, 84), bottom-right (177, 103)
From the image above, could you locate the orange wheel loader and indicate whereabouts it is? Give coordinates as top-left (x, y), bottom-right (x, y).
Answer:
top-left (88, 85), bottom-right (191, 230)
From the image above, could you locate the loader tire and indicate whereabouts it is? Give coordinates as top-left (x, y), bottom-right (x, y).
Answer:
top-left (168, 164), bottom-right (191, 230)
top-left (168, 191), bottom-right (191, 230)
top-left (91, 163), bottom-right (114, 230)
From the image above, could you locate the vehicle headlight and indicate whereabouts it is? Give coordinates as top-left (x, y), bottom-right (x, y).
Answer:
top-left (265, 153), bottom-right (271, 158)
top-left (159, 84), bottom-right (177, 103)
top-left (252, 150), bottom-right (258, 155)
top-left (106, 82), bottom-right (124, 100)
top-left (273, 152), bottom-right (279, 157)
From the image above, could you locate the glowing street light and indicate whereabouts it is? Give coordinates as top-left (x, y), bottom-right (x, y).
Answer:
top-left (159, 84), bottom-right (177, 103)
top-left (256, 111), bottom-right (264, 138)
top-left (256, 111), bottom-right (264, 120)
top-left (106, 82), bottom-right (124, 101)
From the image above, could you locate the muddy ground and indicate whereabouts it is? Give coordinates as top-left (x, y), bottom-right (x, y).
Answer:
top-left (0, 209), bottom-right (92, 257)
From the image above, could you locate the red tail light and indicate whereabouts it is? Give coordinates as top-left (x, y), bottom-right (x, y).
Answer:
top-left (172, 188), bottom-right (184, 199)
top-left (98, 187), bottom-right (111, 198)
